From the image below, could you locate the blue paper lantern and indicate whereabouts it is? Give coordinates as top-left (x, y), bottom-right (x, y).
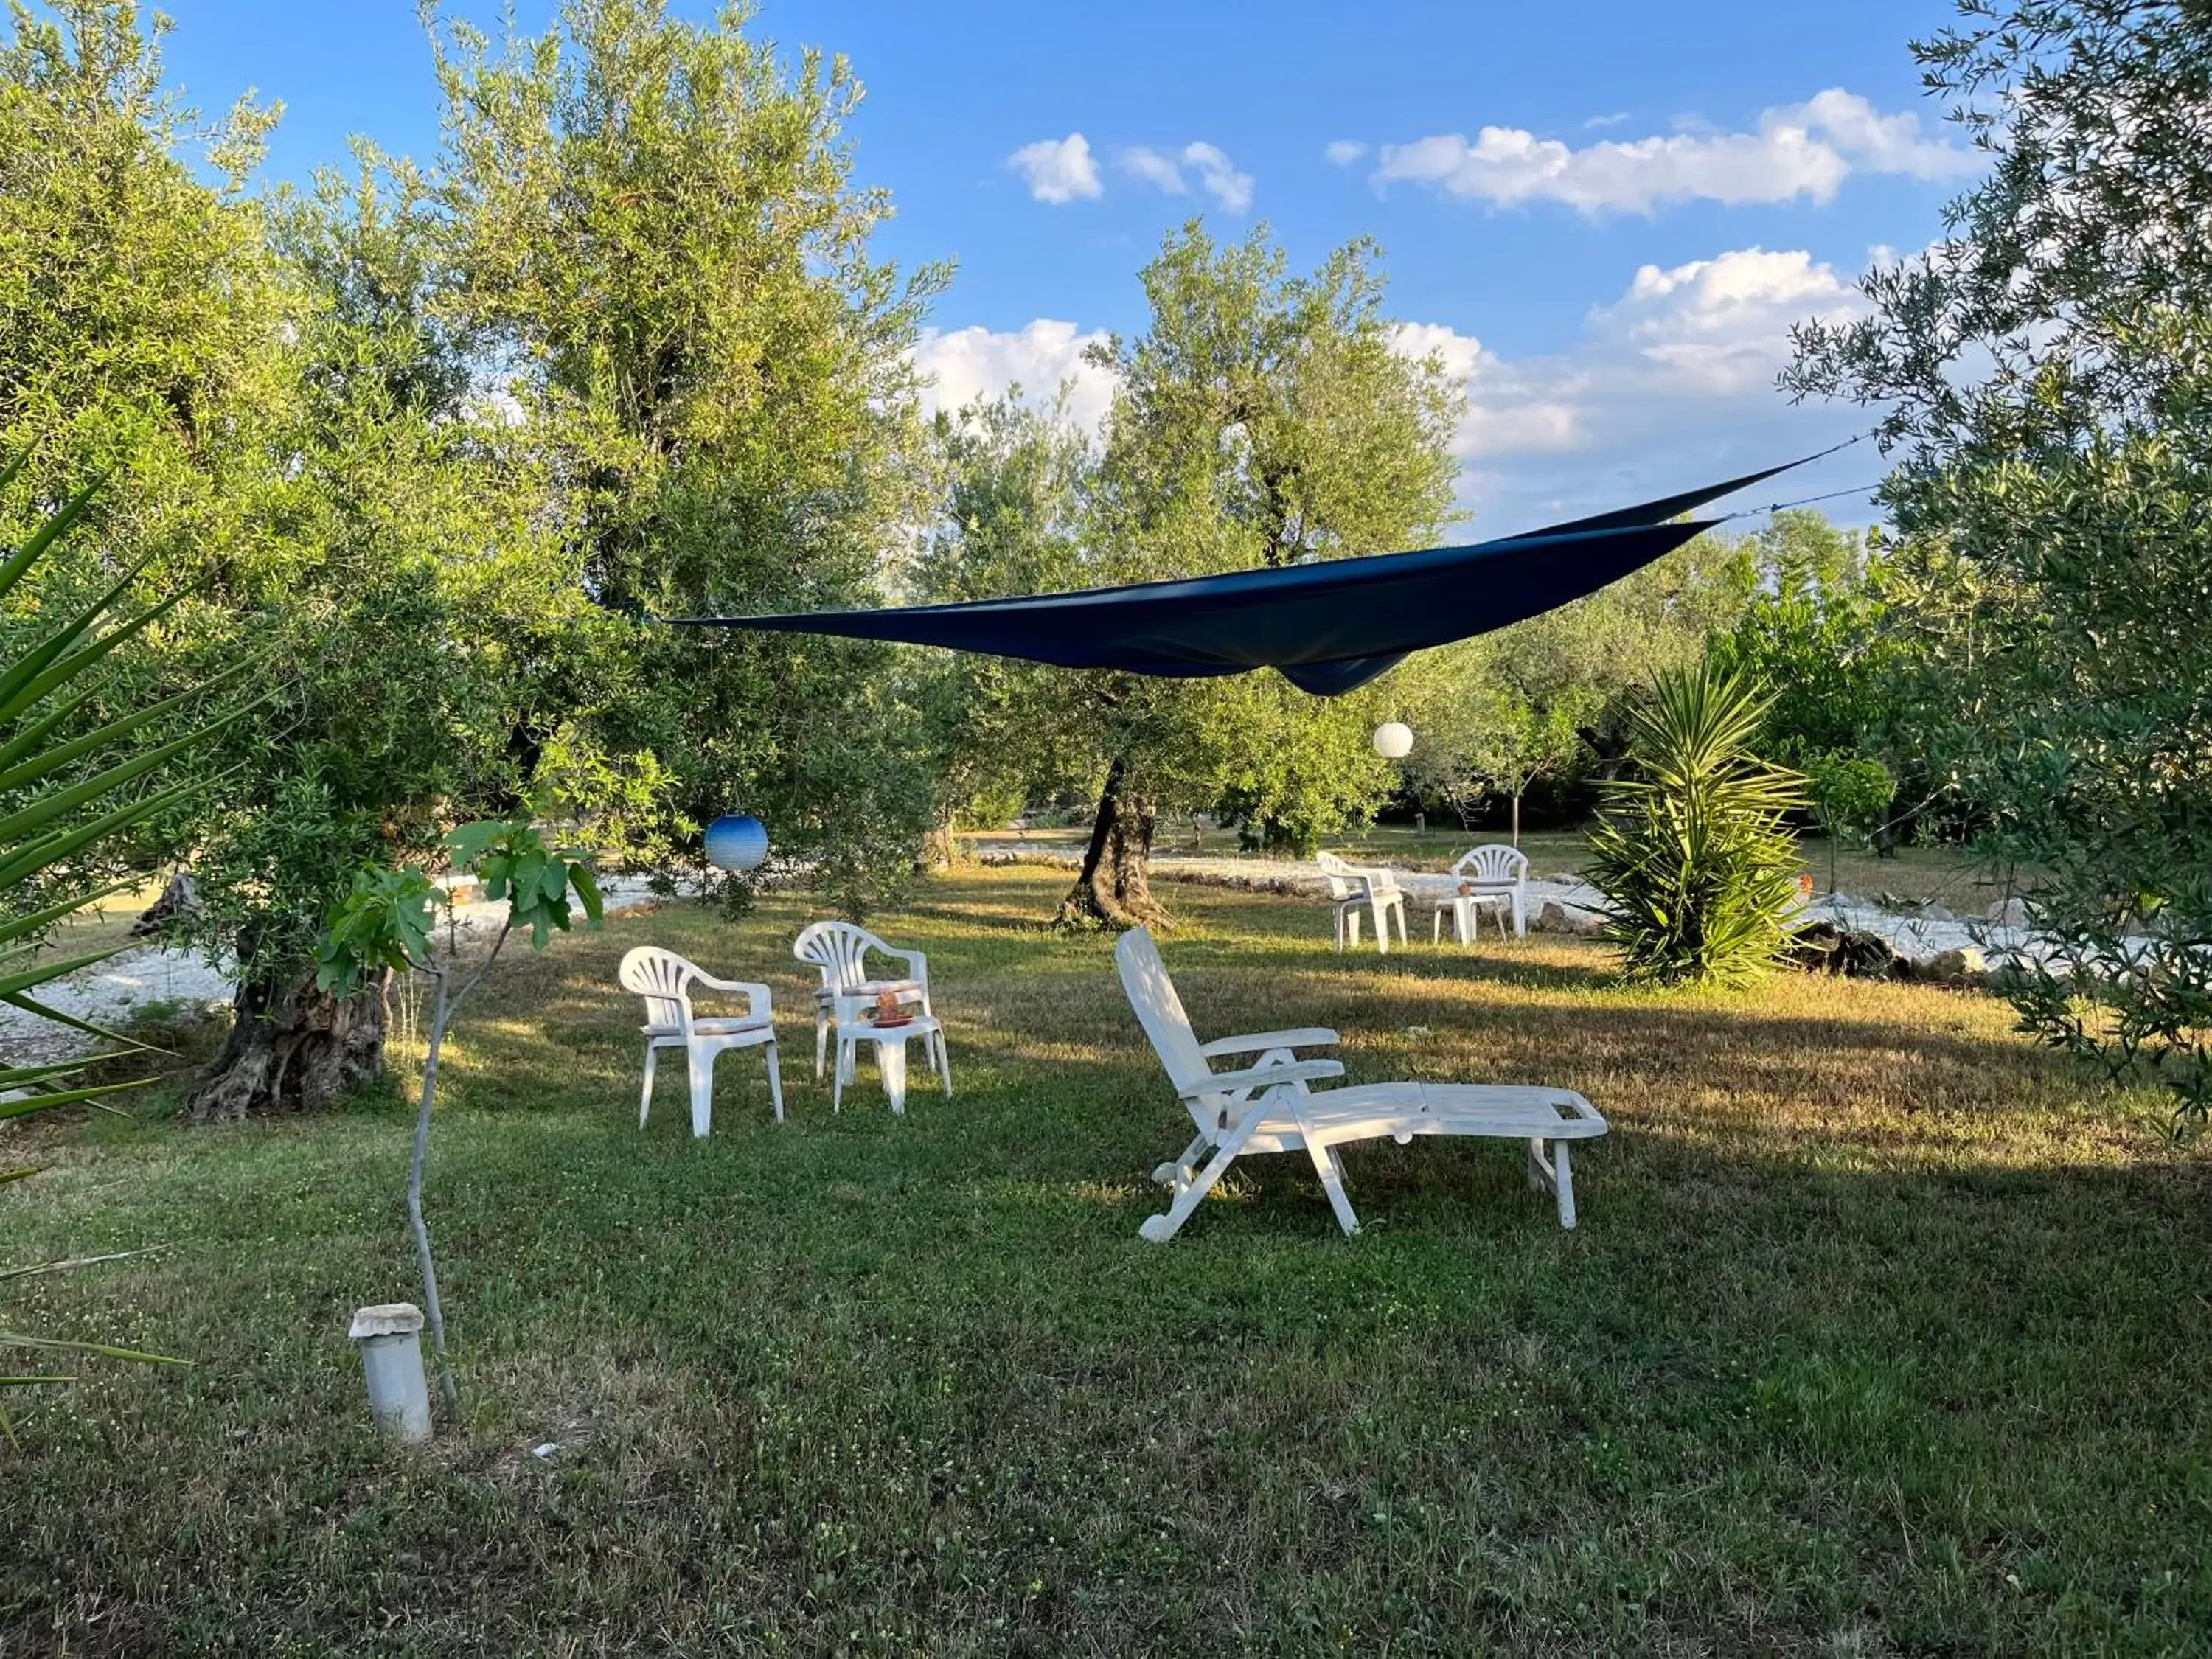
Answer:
top-left (704, 813), bottom-right (769, 872)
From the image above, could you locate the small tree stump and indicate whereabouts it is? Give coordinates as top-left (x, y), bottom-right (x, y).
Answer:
top-left (130, 870), bottom-right (203, 937)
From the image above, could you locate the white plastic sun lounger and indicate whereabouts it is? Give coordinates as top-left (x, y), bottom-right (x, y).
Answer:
top-left (1116, 928), bottom-right (1607, 1241)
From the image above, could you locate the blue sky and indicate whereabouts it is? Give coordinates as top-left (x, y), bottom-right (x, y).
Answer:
top-left (160, 0), bottom-right (1972, 529)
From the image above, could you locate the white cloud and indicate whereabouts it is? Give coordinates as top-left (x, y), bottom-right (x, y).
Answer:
top-left (1324, 139), bottom-right (1368, 166)
top-left (1792, 87), bottom-right (1972, 181)
top-left (1180, 141), bottom-right (1254, 212)
top-left (914, 243), bottom-right (1881, 540)
top-left (1392, 245), bottom-right (1879, 526)
top-left (1120, 141), bottom-right (1253, 211)
top-left (1583, 111), bottom-right (1630, 130)
top-left (1119, 145), bottom-right (1187, 193)
top-left (911, 319), bottom-right (1119, 434)
top-left (1391, 321), bottom-right (1585, 458)
top-left (1007, 133), bottom-right (1102, 204)
top-left (1591, 246), bottom-right (1866, 393)
top-left (1374, 88), bottom-right (1977, 215)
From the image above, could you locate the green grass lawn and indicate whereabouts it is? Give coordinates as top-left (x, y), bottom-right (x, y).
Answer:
top-left (6, 869), bottom-right (2209, 1655)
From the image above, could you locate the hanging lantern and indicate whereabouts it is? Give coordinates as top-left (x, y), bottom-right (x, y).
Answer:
top-left (704, 813), bottom-right (769, 872)
top-left (1372, 721), bottom-right (1413, 759)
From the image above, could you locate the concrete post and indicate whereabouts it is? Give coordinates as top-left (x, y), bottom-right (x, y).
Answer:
top-left (349, 1302), bottom-right (432, 1442)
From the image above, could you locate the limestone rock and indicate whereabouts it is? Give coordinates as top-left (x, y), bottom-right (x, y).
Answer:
top-left (1534, 900), bottom-right (1605, 937)
top-left (1926, 945), bottom-right (1988, 985)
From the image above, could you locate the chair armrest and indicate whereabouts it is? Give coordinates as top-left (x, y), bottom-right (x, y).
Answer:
top-left (1185, 1057), bottom-right (1345, 1096)
top-left (1200, 1028), bottom-right (1340, 1057)
top-left (693, 976), bottom-right (773, 1021)
top-left (886, 947), bottom-right (928, 985)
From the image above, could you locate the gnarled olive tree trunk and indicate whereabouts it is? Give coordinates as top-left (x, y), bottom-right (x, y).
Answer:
top-left (1057, 757), bottom-right (1170, 930)
top-left (189, 959), bottom-right (390, 1123)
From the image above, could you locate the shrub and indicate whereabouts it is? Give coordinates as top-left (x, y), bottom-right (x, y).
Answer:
top-left (1587, 660), bottom-right (1808, 986)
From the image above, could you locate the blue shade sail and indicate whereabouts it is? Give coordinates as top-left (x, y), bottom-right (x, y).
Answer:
top-left (669, 455), bottom-right (1812, 696)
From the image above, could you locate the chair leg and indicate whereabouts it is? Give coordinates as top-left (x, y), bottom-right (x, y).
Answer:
top-left (765, 1040), bottom-right (785, 1124)
top-left (876, 1037), bottom-right (908, 1115)
top-left (1527, 1136), bottom-right (1548, 1191)
top-left (814, 1009), bottom-right (829, 1080)
top-left (686, 1045), bottom-right (716, 1139)
top-left (639, 1043), bottom-right (658, 1127)
top-left (1554, 1140), bottom-right (1576, 1229)
top-left (933, 1027), bottom-right (953, 1095)
top-left (832, 1036), bottom-right (849, 1113)
top-left (1371, 900), bottom-right (1388, 955)
top-left (1305, 1137), bottom-right (1363, 1236)
top-left (1140, 1138), bottom-right (1245, 1243)
top-left (1152, 1131), bottom-right (1209, 1188)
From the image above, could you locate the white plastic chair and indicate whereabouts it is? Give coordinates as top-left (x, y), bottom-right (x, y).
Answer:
top-left (1316, 852), bottom-right (1408, 953)
top-left (1451, 844), bottom-right (1530, 937)
top-left (617, 947), bottom-right (785, 1136)
top-left (1116, 928), bottom-right (1606, 1241)
top-left (793, 920), bottom-right (947, 1088)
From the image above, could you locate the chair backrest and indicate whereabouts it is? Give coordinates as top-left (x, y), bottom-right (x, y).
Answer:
top-left (618, 946), bottom-right (697, 1032)
top-left (1315, 851), bottom-right (1360, 901)
top-left (793, 920), bottom-right (889, 992)
top-left (1453, 844), bottom-right (1528, 888)
top-left (1114, 928), bottom-right (1214, 1107)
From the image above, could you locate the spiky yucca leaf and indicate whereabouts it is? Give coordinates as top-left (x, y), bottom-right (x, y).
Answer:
top-left (1587, 658), bottom-right (1809, 987)
top-left (0, 462), bottom-right (262, 1429)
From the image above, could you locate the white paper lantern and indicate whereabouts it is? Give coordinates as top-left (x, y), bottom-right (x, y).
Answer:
top-left (1372, 721), bottom-right (1413, 759)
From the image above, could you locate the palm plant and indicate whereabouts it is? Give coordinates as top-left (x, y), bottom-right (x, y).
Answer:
top-left (1, 458), bottom-right (258, 1436)
top-left (1587, 659), bottom-right (1809, 987)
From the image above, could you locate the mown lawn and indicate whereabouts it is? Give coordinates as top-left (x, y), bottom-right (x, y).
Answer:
top-left (6, 869), bottom-right (2209, 1656)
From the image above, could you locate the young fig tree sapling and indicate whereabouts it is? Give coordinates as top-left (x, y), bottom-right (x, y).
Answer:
top-left (316, 821), bottom-right (602, 1418)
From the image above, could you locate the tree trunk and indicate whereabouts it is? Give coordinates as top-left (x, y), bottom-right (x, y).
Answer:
top-left (920, 816), bottom-right (959, 872)
top-left (411, 966), bottom-right (460, 1418)
top-left (189, 959), bottom-right (391, 1123)
top-left (1056, 757), bottom-right (1170, 930)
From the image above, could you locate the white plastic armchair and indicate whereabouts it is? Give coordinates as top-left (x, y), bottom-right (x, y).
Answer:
top-left (793, 920), bottom-right (945, 1087)
top-left (1452, 844), bottom-right (1530, 937)
top-left (617, 946), bottom-right (784, 1136)
top-left (1316, 851), bottom-right (1408, 953)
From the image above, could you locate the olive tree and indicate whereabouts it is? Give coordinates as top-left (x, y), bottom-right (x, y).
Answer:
top-left (1789, 0), bottom-right (2212, 1113)
top-left (425, 0), bottom-right (947, 916)
top-left (925, 223), bottom-right (1461, 927)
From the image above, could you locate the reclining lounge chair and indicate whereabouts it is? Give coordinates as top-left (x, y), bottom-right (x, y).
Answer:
top-left (1116, 928), bottom-right (1607, 1241)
